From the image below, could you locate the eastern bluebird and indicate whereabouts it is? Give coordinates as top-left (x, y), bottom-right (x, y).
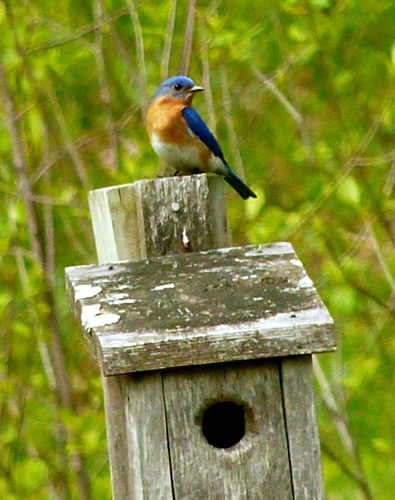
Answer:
top-left (146, 76), bottom-right (257, 200)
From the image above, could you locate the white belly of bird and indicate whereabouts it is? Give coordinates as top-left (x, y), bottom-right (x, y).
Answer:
top-left (151, 133), bottom-right (205, 172)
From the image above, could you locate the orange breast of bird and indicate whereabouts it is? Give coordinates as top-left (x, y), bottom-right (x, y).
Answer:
top-left (146, 97), bottom-right (212, 166)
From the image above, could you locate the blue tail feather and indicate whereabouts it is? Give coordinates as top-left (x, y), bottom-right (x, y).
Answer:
top-left (224, 167), bottom-right (257, 200)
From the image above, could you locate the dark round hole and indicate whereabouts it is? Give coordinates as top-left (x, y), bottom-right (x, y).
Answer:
top-left (202, 401), bottom-right (245, 449)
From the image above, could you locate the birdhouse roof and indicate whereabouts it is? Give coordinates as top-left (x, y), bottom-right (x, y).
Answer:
top-left (66, 243), bottom-right (335, 376)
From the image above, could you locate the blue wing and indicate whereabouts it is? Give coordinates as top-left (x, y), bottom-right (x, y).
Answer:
top-left (182, 107), bottom-right (257, 199)
top-left (182, 107), bottom-right (225, 162)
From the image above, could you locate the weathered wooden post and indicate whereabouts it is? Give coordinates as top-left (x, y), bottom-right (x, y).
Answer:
top-left (66, 175), bottom-right (336, 499)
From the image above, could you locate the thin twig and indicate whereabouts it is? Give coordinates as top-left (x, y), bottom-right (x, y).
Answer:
top-left (97, 1), bottom-right (137, 86)
top-left (42, 128), bottom-right (56, 286)
top-left (180, 0), bottom-right (196, 75)
top-left (354, 152), bottom-right (394, 166)
top-left (285, 116), bottom-right (383, 239)
top-left (314, 358), bottom-right (373, 499)
top-left (44, 78), bottom-right (91, 188)
top-left (383, 157), bottom-right (395, 197)
top-left (0, 186), bottom-right (84, 207)
top-left (303, 0), bottom-right (349, 138)
top-left (314, 358), bottom-right (354, 455)
top-left (94, 0), bottom-right (120, 171)
top-left (321, 442), bottom-right (372, 497)
top-left (199, 18), bottom-right (217, 135)
top-left (316, 227), bottom-right (368, 289)
top-left (14, 248), bottom-right (72, 499)
top-left (0, 61), bottom-right (43, 265)
top-left (30, 104), bottom-right (139, 185)
top-left (59, 212), bottom-right (93, 261)
top-left (365, 220), bottom-right (395, 291)
top-left (254, 67), bottom-right (314, 163)
top-left (27, 8), bottom-right (129, 53)
top-left (125, 0), bottom-right (149, 116)
top-left (161, 0), bottom-right (177, 80)
top-left (220, 66), bottom-right (246, 179)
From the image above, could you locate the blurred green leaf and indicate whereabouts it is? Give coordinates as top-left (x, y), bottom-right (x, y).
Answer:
top-left (336, 176), bottom-right (361, 207)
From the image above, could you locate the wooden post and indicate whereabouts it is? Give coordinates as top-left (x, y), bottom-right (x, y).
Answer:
top-left (88, 175), bottom-right (230, 263)
top-left (66, 174), bottom-right (335, 499)
top-left (89, 174), bottom-right (230, 499)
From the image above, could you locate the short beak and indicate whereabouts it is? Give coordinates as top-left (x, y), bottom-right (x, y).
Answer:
top-left (189, 85), bottom-right (204, 93)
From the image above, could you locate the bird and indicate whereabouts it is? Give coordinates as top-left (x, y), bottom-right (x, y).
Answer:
top-left (146, 76), bottom-right (257, 200)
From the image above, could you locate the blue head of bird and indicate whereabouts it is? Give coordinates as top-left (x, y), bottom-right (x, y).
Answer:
top-left (153, 76), bottom-right (204, 105)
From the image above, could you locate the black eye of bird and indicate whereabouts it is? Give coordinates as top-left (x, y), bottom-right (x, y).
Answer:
top-left (173, 83), bottom-right (182, 91)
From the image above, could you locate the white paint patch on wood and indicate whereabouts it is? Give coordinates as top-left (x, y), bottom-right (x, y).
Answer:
top-left (151, 283), bottom-right (175, 291)
top-left (81, 304), bottom-right (121, 328)
top-left (245, 242), bottom-right (293, 256)
top-left (74, 284), bottom-right (102, 300)
top-left (298, 276), bottom-right (314, 288)
top-left (197, 266), bottom-right (234, 273)
top-left (290, 258), bottom-right (304, 267)
top-left (106, 293), bottom-right (139, 305)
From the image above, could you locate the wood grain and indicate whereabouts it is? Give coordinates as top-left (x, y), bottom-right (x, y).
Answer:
top-left (100, 375), bottom-right (132, 499)
top-left (281, 355), bottom-right (325, 499)
top-left (163, 359), bottom-right (293, 499)
top-left (66, 243), bottom-right (335, 376)
top-left (122, 371), bottom-right (173, 499)
top-left (88, 175), bottom-right (230, 262)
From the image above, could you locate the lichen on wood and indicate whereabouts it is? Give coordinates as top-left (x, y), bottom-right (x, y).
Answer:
top-left (66, 242), bottom-right (335, 376)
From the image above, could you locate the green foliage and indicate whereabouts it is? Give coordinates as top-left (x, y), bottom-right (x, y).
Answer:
top-left (0, 0), bottom-right (393, 498)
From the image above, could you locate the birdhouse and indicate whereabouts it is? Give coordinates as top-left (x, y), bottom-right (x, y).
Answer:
top-left (66, 176), bottom-right (336, 499)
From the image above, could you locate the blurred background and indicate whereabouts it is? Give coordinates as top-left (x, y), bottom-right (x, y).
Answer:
top-left (0, 0), bottom-right (394, 498)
